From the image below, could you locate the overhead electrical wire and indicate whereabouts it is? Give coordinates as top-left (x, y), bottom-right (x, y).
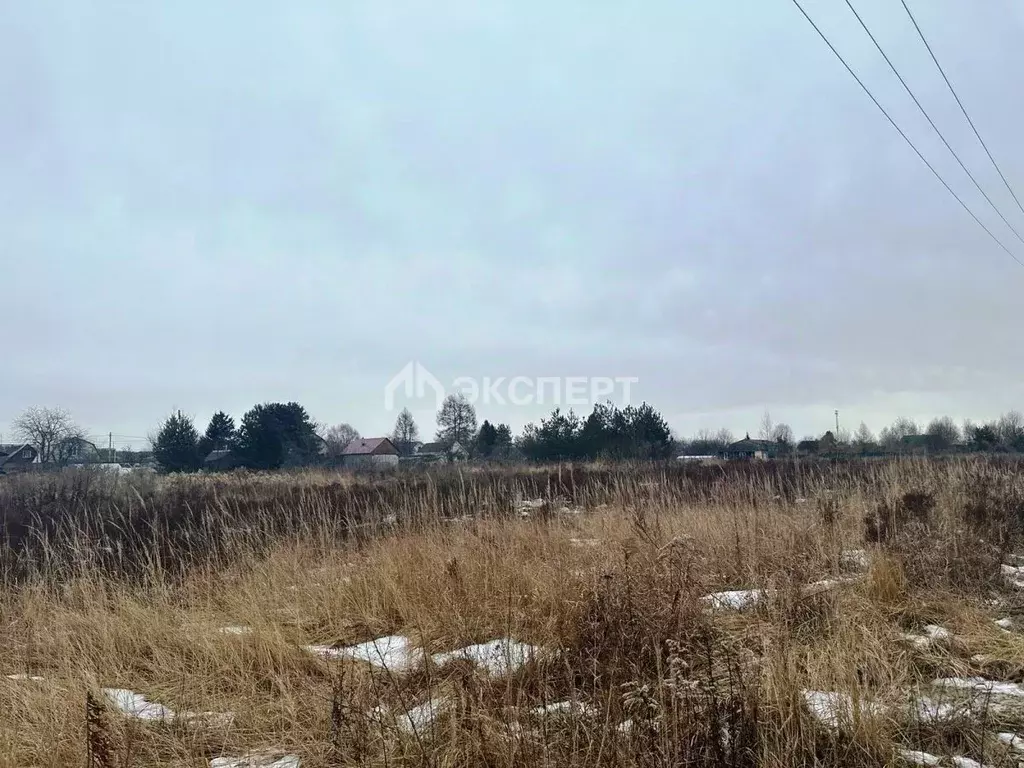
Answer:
top-left (899, 0), bottom-right (1024, 218)
top-left (787, 0), bottom-right (1024, 269)
top-left (842, 0), bottom-right (1024, 247)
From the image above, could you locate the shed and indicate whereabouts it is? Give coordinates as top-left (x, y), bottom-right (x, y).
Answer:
top-left (341, 437), bottom-right (400, 469)
top-left (204, 449), bottom-right (241, 471)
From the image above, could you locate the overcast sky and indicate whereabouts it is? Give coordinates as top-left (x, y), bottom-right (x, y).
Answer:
top-left (3, 0), bottom-right (1024, 449)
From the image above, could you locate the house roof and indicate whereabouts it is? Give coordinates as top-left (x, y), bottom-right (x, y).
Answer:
top-left (342, 437), bottom-right (396, 456)
top-left (725, 437), bottom-right (776, 451)
top-left (419, 441), bottom-right (466, 454)
top-left (0, 444), bottom-right (35, 467)
top-left (205, 449), bottom-right (234, 463)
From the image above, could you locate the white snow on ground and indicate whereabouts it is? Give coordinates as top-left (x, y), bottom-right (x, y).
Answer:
top-left (5, 674), bottom-right (44, 681)
top-left (901, 625), bottom-right (953, 649)
top-left (914, 696), bottom-right (964, 722)
top-left (210, 753), bottom-right (300, 768)
top-left (1001, 564), bottom-right (1024, 590)
top-left (103, 688), bottom-right (175, 721)
top-left (994, 618), bottom-right (1014, 630)
top-left (933, 677), bottom-right (1024, 698)
top-left (516, 499), bottom-right (546, 517)
top-left (531, 700), bottom-right (596, 717)
top-left (373, 697), bottom-right (445, 734)
top-left (951, 757), bottom-right (992, 768)
top-left (899, 750), bottom-right (942, 766)
top-left (102, 688), bottom-right (234, 727)
top-left (802, 690), bottom-right (883, 730)
top-left (303, 645), bottom-right (347, 660)
top-left (219, 626), bottom-right (252, 635)
top-left (432, 638), bottom-right (538, 676)
top-left (304, 635), bottom-right (422, 673)
top-left (997, 732), bottom-right (1024, 752)
top-left (803, 576), bottom-right (864, 595)
top-left (700, 590), bottom-right (763, 611)
top-left (841, 549), bottom-right (870, 569)
top-left (569, 538), bottom-right (600, 548)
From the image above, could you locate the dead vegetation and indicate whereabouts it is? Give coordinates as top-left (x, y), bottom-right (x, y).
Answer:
top-left (4, 458), bottom-right (1024, 766)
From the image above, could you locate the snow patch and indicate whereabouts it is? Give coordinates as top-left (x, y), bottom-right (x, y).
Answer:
top-left (210, 754), bottom-right (300, 768)
top-left (933, 677), bottom-right (1024, 698)
top-left (997, 732), bottom-right (1024, 752)
top-left (373, 697), bottom-right (445, 734)
top-left (994, 617), bottom-right (1014, 630)
top-left (1001, 564), bottom-right (1024, 590)
top-left (901, 625), bottom-right (953, 649)
top-left (531, 700), bottom-right (596, 717)
top-left (103, 688), bottom-right (175, 721)
top-left (899, 750), bottom-right (942, 766)
top-left (841, 549), bottom-right (870, 569)
top-left (432, 638), bottom-right (538, 676)
top-left (219, 626), bottom-right (252, 635)
top-left (951, 757), bottom-right (992, 768)
top-left (103, 688), bottom-right (234, 727)
top-left (914, 696), bottom-right (965, 722)
top-left (569, 538), bottom-right (600, 548)
top-left (700, 589), bottom-right (763, 611)
top-left (304, 635), bottom-right (422, 673)
top-left (802, 690), bottom-right (883, 730)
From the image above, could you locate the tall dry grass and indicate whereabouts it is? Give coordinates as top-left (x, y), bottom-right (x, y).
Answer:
top-left (3, 458), bottom-right (1024, 766)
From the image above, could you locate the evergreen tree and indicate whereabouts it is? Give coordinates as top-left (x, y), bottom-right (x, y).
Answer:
top-left (494, 423), bottom-right (514, 455)
top-left (476, 420), bottom-right (498, 457)
top-left (153, 411), bottom-right (202, 473)
top-left (198, 411), bottom-right (236, 458)
top-left (234, 402), bottom-right (321, 469)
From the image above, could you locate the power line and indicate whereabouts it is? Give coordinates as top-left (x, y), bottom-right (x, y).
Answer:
top-left (842, 0), bottom-right (1024, 246)
top-left (900, 0), bottom-right (1024, 218)
top-left (787, 0), bottom-right (1024, 270)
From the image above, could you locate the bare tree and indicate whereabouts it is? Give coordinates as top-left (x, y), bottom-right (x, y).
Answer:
top-left (13, 406), bottom-right (87, 465)
top-left (758, 410), bottom-right (774, 442)
top-left (853, 422), bottom-right (875, 448)
top-left (714, 427), bottom-right (734, 446)
top-left (771, 423), bottom-right (794, 447)
top-left (323, 423), bottom-right (360, 457)
top-left (436, 394), bottom-right (477, 448)
top-left (879, 417), bottom-right (919, 449)
top-left (997, 411), bottom-right (1024, 449)
top-left (925, 416), bottom-right (961, 449)
top-left (390, 408), bottom-right (419, 456)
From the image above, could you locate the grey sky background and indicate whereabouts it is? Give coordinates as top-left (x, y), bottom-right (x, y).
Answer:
top-left (3, 0), bottom-right (1024, 449)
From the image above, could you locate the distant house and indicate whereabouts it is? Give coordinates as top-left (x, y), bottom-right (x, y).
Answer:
top-left (416, 441), bottom-right (469, 462)
top-left (723, 434), bottom-right (778, 461)
top-left (797, 439), bottom-right (820, 454)
top-left (59, 437), bottom-right (100, 464)
top-left (0, 444), bottom-right (38, 473)
top-left (341, 437), bottom-right (400, 469)
top-left (204, 449), bottom-right (241, 471)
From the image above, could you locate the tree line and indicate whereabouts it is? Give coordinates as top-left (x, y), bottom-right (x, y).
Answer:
top-left (145, 394), bottom-right (673, 472)
top-left (13, 401), bottom-right (1023, 475)
top-left (675, 410), bottom-right (1024, 457)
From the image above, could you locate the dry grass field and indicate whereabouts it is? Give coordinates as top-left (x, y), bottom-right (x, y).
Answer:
top-left (4, 459), bottom-right (1024, 767)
